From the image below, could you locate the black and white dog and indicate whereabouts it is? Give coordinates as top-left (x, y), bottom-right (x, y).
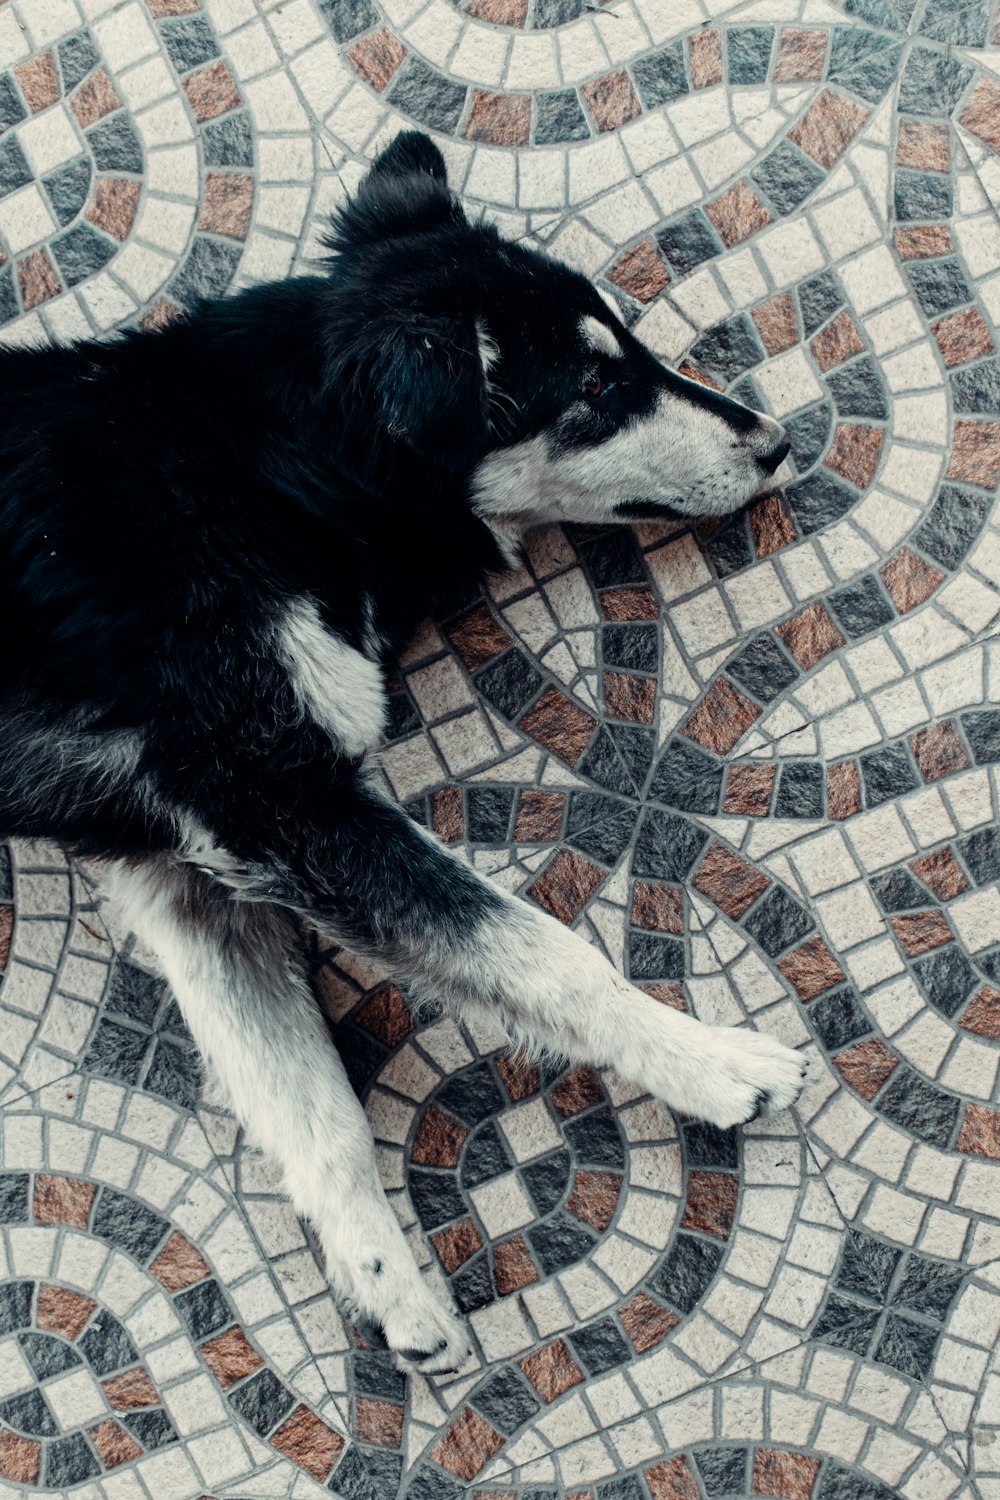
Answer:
top-left (1, 131), bottom-right (804, 1373)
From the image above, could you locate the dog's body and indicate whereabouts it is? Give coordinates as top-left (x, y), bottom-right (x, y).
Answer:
top-left (0, 132), bottom-right (804, 1372)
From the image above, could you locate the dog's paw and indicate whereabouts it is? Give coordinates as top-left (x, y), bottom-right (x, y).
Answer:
top-left (383, 1287), bottom-right (471, 1377)
top-left (648, 1025), bottom-right (808, 1130)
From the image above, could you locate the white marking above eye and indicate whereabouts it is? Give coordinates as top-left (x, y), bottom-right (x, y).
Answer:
top-left (581, 314), bottom-right (619, 359)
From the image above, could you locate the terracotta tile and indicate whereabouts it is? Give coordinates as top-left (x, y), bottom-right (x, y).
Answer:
top-left (631, 881), bottom-right (683, 934)
top-left (723, 763), bottom-right (775, 815)
top-left (514, 789), bottom-right (565, 842)
top-left (894, 224), bottom-right (952, 260)
top-left (200, 1327), bottom-right (263, 1389)
top-left (600, 586), bottom-right (658, 620)
top-left (688, 28), bottom-right (722, 88)
top-left (15, 52), bottom-right (59, 111)
top-left (529, 847), bottom-right (605, 924)
top-left (961, 74), bottom-right (1000, 155)
top-left (430, 786), bottom-right (463, 842)
top-left (447, 604), bottom-right (511, 670)
top-left (788, 90), bottom-right (869, 169)
top-left (641, 982), bottom-right (686, 1011)
top-left (932, 306), bottom-right (994, 368)
top-left (354, 1398), bottom-right (404, 1449)
top-left (777, 935), bottom-right (846, 1000)
top-left (71, 68), bottom-right (121, 127)
top-left (774, 27), bottom-right (827, 81)
top-left (432, 1217), bottom-right (482, 1274)
top-left (750, 493), bottom-right (796, 556)
top-left (833, 1038), bottom-right (898, 1101)
top-left (520, 1340), bottom-right (583, 1401)
top-left (896, 118), bottom-right (950, 172)
top-left (776, 603), bottom-right (843, 670)
top-left (0, 905), bottom-right (12, 968)
top-left (608, 240), bottom-right (668, 303)
top-left (958, 1103), bottom-right (1000, 1159)
top-left (346, 27), bottom-right (406, 91)
top-left (891, 910), bottom-right (952, 956)
top-left (677, 360), bottom-right (724, 391)
top-left (645, 1455), bottom-right (701, 1500)
top-left (910, 721), bottom-right (969, 782)
top-left (270, 1405), bottom-right (345, 1480)
top-left (198, 172), bottom-right (253, 239)
top-left (468, 0), bottom-right (527, 20)
top-left (694, 842), bottom-right (768, 920)
top-left (102, 1367), bottom-right (159, 1409)
top-left (496, 1053), bottom-right (540, 1100)
top-left (810, 310), bottom-right (864, 371)
top-left (431, 1407), bottom-right (505, 1480)
top-left (139, 296), bottom-right (182, 332)
top-left (411, 1105), bottom-right (467, 1167)
top-left (751, 293), bottom-right (797, 356)
top-left (149, 1231), bottom-right (210, 1291)
top-left (961, 984), bottom-right (1000, 1041)
top-left (582, 70), bottom-right (640, 132)
top-left (86, 177), bottom-right (140, 241)
top-left (825, 423), bottom-right (883, 488)
top-left (519, 685), bottom-right (595, 765)
top-left (705, 180), bottom-right (770, 247)
top-left (619, 1292), bottom-right (678, 1353)
top-left (354, 984), bottom-right (412, 1047)
top-left (910, 847), bottom-right (968, 901)
top-left (36, 1285), bottom-right (95, 1340)
top-left (89, 1419), bottom-right (142, 1469)
top-left (752, 1447), bottom-right (820, 1498)
top-left (465, 91), bottom-right (530, 146)
top-left (947, 421), bottom-right (1000, 489)
top-left (827, 760), bottom-right (860, 820)
top-left (682, 676), bottom-right (759, 755)
top-left (567, 1169), bottom-right (621, 1231)
top-left (146, 0), bottom-right (200, 13)
top-left (183, 60), bottom-right (240, 122)
top-left (34, 1175), bottom-right (95, 1229)
top-left (604, 671), bottom-right (654, 723)
top-left (682, 1169), bottom-right (738, 1238)
top-left (880, 547), bottom-right (944, 613)
top-left (0, 1431), bottom-right (40, 1484)
top-left (493, 1235), bottom-right (539, 1294)
top-left (17, 249), bottom-right (60, 310)
top-left (550, 1065), bottom-right (602, 1117)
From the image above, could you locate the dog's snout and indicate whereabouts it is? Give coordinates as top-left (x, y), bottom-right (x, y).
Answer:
top-left (759, 435), bottom-right (791, 475)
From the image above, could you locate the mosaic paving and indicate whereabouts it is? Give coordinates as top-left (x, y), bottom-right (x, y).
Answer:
top-left (1, 0), bottom-right (1000, 1494)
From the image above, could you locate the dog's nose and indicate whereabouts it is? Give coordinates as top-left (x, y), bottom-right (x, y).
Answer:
top-left (759, 435), bottom-right (791, 475)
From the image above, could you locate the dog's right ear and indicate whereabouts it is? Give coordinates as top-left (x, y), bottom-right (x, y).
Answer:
top-left (324, 131), bottom-right (463, 255)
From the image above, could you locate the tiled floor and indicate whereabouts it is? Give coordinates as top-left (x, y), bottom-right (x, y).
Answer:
top-left (0, 0), bottom-right (999, 1496)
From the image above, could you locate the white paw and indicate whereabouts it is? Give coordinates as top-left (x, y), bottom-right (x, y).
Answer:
top-left (382, 1284), bottom-right (472, 1377)
top-left (648, 1025), bottom-right (808, 1130)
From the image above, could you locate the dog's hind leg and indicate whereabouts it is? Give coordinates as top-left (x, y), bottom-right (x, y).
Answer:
top-left (97, 856), bottom-right (471, 1376)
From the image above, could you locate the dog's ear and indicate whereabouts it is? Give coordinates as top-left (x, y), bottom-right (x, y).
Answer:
top-left (372, 313), bottom-right (492, 469)
top-left (325, 131), bottom-right (462, 253)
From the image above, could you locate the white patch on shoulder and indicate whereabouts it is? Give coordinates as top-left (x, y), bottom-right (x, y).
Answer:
top-left (582, 314), bottom-right (619, 359)
top-left (278, 599), bottom-right (386, 759)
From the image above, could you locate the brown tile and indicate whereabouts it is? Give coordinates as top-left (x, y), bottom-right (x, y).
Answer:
top-left (465, 91), bottom-right (531, 145)
top-left (833, 1038), bottom-right (897, 1101)
top-left (948, 420), bottom-right (1000, 489)
top-left (514, 789), bottom-right (564, 842)
top-left (619, 1291), bottom-right (678, 1353)
top-left (468, 0), bottom-right (527, 20)
top-left (432, 1217), bottom-right (482, 1274)
top-left (34, 1175), bottom-right (95, 1229)
top-left (199, 1327), bottom-right (263, 1390)
top-left (827, 760), bottom-right (861, 820)
top-left (496, 1054), bottom-right (540, 1101)
top-left (932, 306), bottom-right (994, 368)
top-left (550, 1065), bottom-right (602, 1117)
top-left (751, 292), bottom-right (797, 356)
top-left (910, 721), bottom-right (969, 782)
top-left (89, 1419), bottom-right (142, 1469)
top-left (752, 1447), bottom-right (820, 1498)
top-left (354, 1397), bottom-right (404, 1449)
top-left (788, 90), bottom-right (869, 169)
top-left (520, 1339), bottom-right (583, 1401)
top-left (961, 984), bottom-right (1000, 1041)
top-left (14, 52), bottom-right (59, 111)
top-left (149, 1231), bottom-right (209, 1291)
top-left (431, 1407), bottom-right (505, 1480)
top-left (631, 881), bottom-right (683, 934)
top-left (354, 985), bottom-right (412, 1047)
top-left (694, 842), bottom-right (768, 921)
top-left (607, 240), bottom-right (668, 303)
top-left (894, 224), bottom-right (952, 260)
top-left (775, 602), bottom-right (843, 670)
top-left (896, 118), bottom-right (950, 172)
top-left (600, 586), bottom-right (658, 620)
top-left (641, 981), bottom-right (686, 1011)
top-left (684, 1167), bottom-right (739, 1238)
top-left (604, 672), bottom-right (654, 723)
top-left (958, 1103), bottom-right (1000, 1159)
top-left (750, 492), bottom-right (796, 555)
top-left (431, 786), bottom-right (463, 842)
top-left (0, 1431), bottom-right (40, 1484)
top-left (910, 847), bottom-right (968, 901)
top-left (519, 685), bottom-right (595, 765)
top-left (567, 1169), bottom-right (621, 1231)
top-left (270, 1405), bottom-right (345, 1480)
top-left (704, 180), bottom-right (770, 247)
top-left (36, 1285), bottom-right (95, 1340)
top-left (346, 28), bottom-right (406, 91)
top-left (493, 1235), bottom-right (539, 1294)
top-left (447, 604), bottom-right (511, 670)
top-left (0, 905), bottom-right (12, 968)
top-left (891, 910), bottom-right (952, 956)
top-left (183, 60), bottom-right (241, 121)
top-left (146, 0), bottom-right (200, 13)
top-left (71, 68), bottom-right (120, 127)
top-left (880, 547), bottom-right (944, 613)
top-left (688, 28), bottom-right (722, 88)
top-left (411, 1105), bottom-right (467, 1168)
top-left (774, 27), bottom-right (827, 81)
top-left (17, 248), bottom-right (60, 310)
top-left (682, 677), bottom-right (759, 755)
top-left (86, 177), bottom-right (140, 241)
top-left (961, 74), bottom-right (1000, 155)
top-left (198, 172), bottom-right (253, 239)
top-left (139, 296), bottom-right (182, 332)
top-left (810, 309), bottom-right (864, 371)
top-left (825, 423), bottom-right (883, 488)
top-left (777, 935), bottom-right (846, 1000)
top-left (723, 763), bottom-right (775, 816)
top-left (645, 1455), bottom-right (701, 1500)
top-left (529, 847), bottom-right (605, 924)
top-left (102, 1367), bottom-right (159, 1409)
top-left (677, 360), bottom-right (724, 391)
top-left (582, 70), bottom-right (641, 132)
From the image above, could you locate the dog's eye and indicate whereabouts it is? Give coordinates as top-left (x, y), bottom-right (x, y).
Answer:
top-left (583, 375), bottom-right (604, 398)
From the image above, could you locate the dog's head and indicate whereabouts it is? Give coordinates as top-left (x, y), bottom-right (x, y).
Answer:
top-left (326, 131), bottom-right (789, 537)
